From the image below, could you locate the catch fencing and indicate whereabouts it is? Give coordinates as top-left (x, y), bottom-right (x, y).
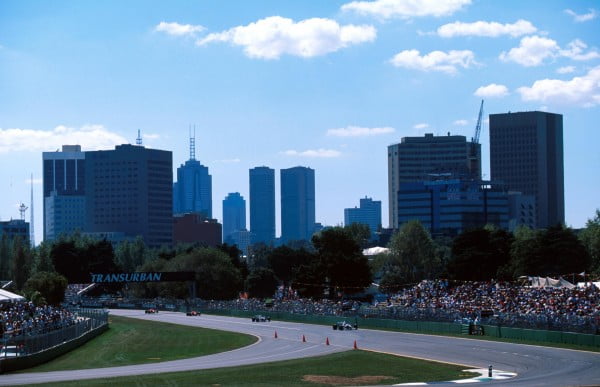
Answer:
top-left (0, 308), bottom-right (108, 358)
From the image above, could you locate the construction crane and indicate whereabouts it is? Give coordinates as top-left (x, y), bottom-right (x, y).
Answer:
top-left (469, 100), bottom-right (484, 179)
top-left (472, 99), bottom-right (484, 145)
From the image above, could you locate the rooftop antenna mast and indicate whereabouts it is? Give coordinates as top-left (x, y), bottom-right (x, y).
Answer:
top-left (30, 173), bottom-right (35, 246)
top-left (18, 203), bottom-right (28, 221)
top-left (136, 129), bottom-right (143, 146)
top-left (190, 124), bottom-right (196, 160)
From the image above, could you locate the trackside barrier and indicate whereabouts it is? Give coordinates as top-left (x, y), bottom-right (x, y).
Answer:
top-left (204, 308), bottom-right (599, 348)
top-left (0, 308), bottom-right (109, 373)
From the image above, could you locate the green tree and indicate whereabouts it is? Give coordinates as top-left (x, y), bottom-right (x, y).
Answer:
top-left (293, 254), bottom-right (326, 299)
top-left (0, 234), bottom-right (11, 280)
top-left (245, 268), bottom-right (278, 298)
top-left (447, 228), bottom-right (513, 281)
top-left (580, 210), bottom-right (600, 274)
top-left (247, 243), bottom-right (272, 270)
top-left (509, 224), bottom-right (590, 277)
top-left (344, 223), bottom-right (371, 249)
top-left (33, 240), bottom-right (55, 274)
top-left (312, 227), bottom-right (372, 296)
top-left (218, 243), bottom-right (249, 283)
top-left (268, 246), bottom-right (311, 288)
top-left (115, 239), bottom-right (135, 272)
top-left (24, 271), bottom-right (68, 305)
top-left (11, 236), bottom-right (32, 290)
top-left (385, 221), bottom-right (438, 285)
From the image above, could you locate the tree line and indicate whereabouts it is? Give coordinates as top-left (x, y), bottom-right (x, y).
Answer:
top-left (1, 210), bottom-right (599, 305)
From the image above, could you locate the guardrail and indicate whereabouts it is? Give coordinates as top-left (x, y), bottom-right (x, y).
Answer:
top-left (202, 307), bottom-right (600, 349)
top-left (0, 308), bottom-right (108, 373)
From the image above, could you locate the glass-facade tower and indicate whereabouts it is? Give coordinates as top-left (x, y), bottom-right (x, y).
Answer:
top-left (249, 166), bottom-right (275, 244)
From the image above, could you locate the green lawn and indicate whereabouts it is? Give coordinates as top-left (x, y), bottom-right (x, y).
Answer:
top-left (34, 350), bottom-right (477, 386)
top-left (21, 315), bottom-right (257, 372)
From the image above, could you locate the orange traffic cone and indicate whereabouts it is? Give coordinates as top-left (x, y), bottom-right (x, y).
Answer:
top-left (325, 337), bottom-right (330, 345)
top-left (302, 334), bottom-right (306, 342)
top-left (353, 340), bottom-right (358, 349)
top-left (274, 331), bottom-right (278, 339)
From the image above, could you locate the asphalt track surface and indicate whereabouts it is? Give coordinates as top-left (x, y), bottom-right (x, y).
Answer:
top-left (1, 309), bottom-right (599, 386)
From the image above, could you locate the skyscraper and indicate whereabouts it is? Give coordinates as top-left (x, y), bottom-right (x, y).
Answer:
top-left (173, 133), bottom-right (212, 218)
top-left (388, 133), bottom-right (480, 229)
top-left (85, 144), bottom-right (173, 247)
top-left (222, 192), bottom-right (246, 243)
top-left (249, 166), bottom-right (275, 244)
top-left (490, 111), bottom-right (564, 228)
top-left (42, 145), bottom-right (86, 241)
top-left (344, 197), bottom-right (382, 238)
top-left (281, 166), bottom-right (315, 243)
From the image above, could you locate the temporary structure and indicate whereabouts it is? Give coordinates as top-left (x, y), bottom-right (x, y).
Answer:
top-left (0, 289), bottom-right (26, 302)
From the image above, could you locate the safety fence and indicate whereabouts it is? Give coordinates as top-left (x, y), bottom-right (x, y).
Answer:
top-left (0, 308), bottom-right (108, 359)
top-left (202, 307), bottom-right (600, 349)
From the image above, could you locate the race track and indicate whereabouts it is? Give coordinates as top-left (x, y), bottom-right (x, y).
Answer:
top-left (1, 309), bottom-right (599, 386)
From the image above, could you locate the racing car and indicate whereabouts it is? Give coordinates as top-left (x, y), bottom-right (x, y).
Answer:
top-left (144, 308), bottom-right (158, 314)
top-left (332, 321), bottom-right (358, 330)
top-left (251, 315), bottom-right (271, 322)
top-left (186, 310), bottom-right (200, 316)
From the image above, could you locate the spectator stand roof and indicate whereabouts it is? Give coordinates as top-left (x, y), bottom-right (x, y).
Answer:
top-left (0, 289), bottom-right (25, 302)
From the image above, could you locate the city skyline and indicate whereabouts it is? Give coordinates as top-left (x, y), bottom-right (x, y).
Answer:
top-left (1, 1), bottom-right (599, 243)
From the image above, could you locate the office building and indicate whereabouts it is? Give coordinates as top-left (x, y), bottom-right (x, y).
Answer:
top-left (0, 219), bottom-right (30, 243)
top-left (222, 192), bottom-right (246, 243)
top-left (85, 144), bottom-right (173, 248)
top-left (388, 133), bottom-right (480, 229)
top-left (229, 229), bottom-right (251, 256)
top-left (397, 179), bottom-right (509, 236)
top-left (344, 197), bottom-right (382, 239)
top-left (507, 192), bottom-right (536, 231)
top-left (173, 213), bottom-right (222, 247)
top-left (173, 134), bottom-right (212, 218)
top-left (42, 145), bottom-right (86, 241)
top-left (281, 166), bottom-right (315, 243)
top-left (490, 111), bottom-right (564, 228)
top-left (249, 166), bottom-right (276, 245)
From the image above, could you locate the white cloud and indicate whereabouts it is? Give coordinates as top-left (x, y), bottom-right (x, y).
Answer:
top-left (155, 22), bottom-right (205, 37)
top-left (437, 19), bottom-right (536, 38)
top-left (341, 0), bottom-right (471, 19)
top-left (557, 66), bottom-right (575, 74)
top-left (0, 125), bottom-right (128, 153)
top-left (24, 178), bottom-right (43, 185)
top-left (565, 8), bottom-right (598, 23)
top-left (214, 158), bottom-right (241, 163)
top-left (474, 83), bottom-right (509, 98)
top-left (500, 36), bottom-right (599, 67)
top-left (327, 126), bottom-right (395, 137)
top-left (413, 123), bottom-right (429, 129)
top-left (197, 16), bottom-right (376, 59)
top-left (517, 65), bottom-right (600, 107)
top-left (560, 39), bottom-right (600, 61)
top-left (390, 49), bottom-right (476, 74)
top-left (143, 133), bottom-right (160, 140)
top-left (282, 149), bottom-right (342, 158)
top-left (453, 119), bottom-right (469, 126)
top-left (499, 35), bottom-right (559, 67)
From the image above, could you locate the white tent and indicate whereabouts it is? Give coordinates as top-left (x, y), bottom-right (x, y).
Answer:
top-left (363, 246), bottom-right (389, 256)
top-left (527, 276), bottom-right (575, 289)
top-left (0, 289), bottom-right (25, 302)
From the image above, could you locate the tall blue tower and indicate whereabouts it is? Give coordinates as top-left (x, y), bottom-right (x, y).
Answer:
top-left (222, 192), bottom-right (246, 243)
top-left (280, 166), bottom-right (315, 243)
top-left (173, 129), bottom-right (212, 218)
top-left (249, 166), bottom-right (275, 245)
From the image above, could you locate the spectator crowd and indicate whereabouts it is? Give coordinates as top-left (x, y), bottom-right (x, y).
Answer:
top-left (0, 302), bottom-right (77, 338)
top-left (200, 280), bottom-right (599, 334)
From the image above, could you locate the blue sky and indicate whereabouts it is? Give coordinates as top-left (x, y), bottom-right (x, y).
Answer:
top-left (1, 0), bottom-right (599, 244)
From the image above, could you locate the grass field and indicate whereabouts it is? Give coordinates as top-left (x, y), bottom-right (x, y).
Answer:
top-left (21, 315), bottom-right (257, 372)
top-left (34, 350), bottom-right (477, 386)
